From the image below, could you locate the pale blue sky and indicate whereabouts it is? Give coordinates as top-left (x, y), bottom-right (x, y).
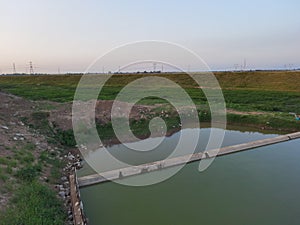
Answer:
top-left (0, 0), bottom-right (300, 73)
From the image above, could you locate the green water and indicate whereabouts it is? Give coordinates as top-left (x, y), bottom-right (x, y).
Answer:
top-left (79, 129), bottom-right (300, 225)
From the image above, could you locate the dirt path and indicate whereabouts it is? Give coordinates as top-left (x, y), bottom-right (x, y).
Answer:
top-left (226, 109), bottom-right (267, 115)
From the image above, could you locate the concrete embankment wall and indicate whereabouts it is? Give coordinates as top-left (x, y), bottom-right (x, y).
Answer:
top-left (78, 132), bottom-right (300, 188)
top-left (69, 171), bottom-right (88, 224)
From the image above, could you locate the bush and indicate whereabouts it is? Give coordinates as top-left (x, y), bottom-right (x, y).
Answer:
top-left (15, 165), bottom-right (41, 182)
top-left (55, 128), bottom-right (76, 147)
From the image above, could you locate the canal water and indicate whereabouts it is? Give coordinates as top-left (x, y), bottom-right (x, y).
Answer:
top-left (79, 128), bottom-right (300, 225)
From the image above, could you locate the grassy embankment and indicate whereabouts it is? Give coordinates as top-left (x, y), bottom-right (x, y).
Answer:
top-left (1, 182), bottom-right (65, 225)
top-left (0, 143), bottom-right (66, 224)
top-left (0, 71), bottom-right (300, 145)
top-left (0, 114), bottom-right (66, 223)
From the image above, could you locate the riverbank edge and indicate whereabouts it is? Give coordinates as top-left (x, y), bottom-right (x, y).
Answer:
top-left (57, 111), bottom-right (300, 149)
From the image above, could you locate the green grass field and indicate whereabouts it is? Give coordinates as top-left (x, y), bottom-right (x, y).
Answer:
top-left (1, 71), bottom-right (300, 111)
top-left (1, 71), bottom-right (300, 132)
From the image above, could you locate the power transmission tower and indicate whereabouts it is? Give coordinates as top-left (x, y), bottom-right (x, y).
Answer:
top-left (13, 63), bottom-right (16, 74)
top-left (153, 62), bottom-right (157, 72)
top-left (234, 64), bottom-right (239, 71)
top-left (243, 59), bottom-right (247, 71)
top-left (29, 61), bottom-right (34, 74)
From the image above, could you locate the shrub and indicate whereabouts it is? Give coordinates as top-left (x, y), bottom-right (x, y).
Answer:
top-left (15, 165), bottom-right (41, 182)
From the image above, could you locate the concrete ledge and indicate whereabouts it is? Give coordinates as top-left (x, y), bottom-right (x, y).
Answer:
top-left (78, 132), bottom-right (300, 187)
top-left (217, 135), bottom-right (290, 156)
top-left (288, 132), bottom-right (300, 140)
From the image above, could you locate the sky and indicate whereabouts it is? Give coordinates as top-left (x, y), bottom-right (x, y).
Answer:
top-left (0, 0), bottom-right (300, 73)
